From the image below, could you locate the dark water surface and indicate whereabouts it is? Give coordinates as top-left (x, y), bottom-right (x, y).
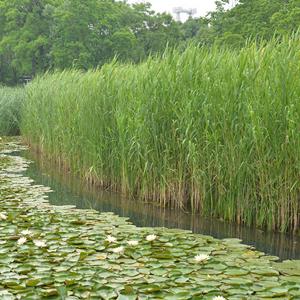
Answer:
top-left (22, 150), bottom-right (300, 260)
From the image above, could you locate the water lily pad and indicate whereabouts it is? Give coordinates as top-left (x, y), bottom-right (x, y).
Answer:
top-left (0, 139), bottom-right (300, 300)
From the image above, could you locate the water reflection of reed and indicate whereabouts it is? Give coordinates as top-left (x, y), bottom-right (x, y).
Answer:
top-left (25, 152), bottom-right (300, 260)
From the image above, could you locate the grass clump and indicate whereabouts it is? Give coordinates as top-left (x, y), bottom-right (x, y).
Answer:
top-left (21, 36), bottom-right (300, 233)
top-left (0, 87), bottom-right (25, 135)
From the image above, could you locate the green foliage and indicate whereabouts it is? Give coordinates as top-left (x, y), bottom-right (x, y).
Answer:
top-left (201, 0), bottom-right (300, 45)
top-left (0, 87), bottom-right (25, 135)
top-left (0, 0), bottom-right (56, 84)
top-left (1, 138), bottom-right (300, 299)
top-left (271, 0), bottom-right (300, 34)
top-left (0, 0), bottom-right (180, 84)
top-left (179, 0), bottom-right (300, 47)
top-left (22, 37), bottom-right (300, 233)
top-left (1, 0), bottom-right (299, 85)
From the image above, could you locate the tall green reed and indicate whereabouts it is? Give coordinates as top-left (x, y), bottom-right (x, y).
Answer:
top-left (21, 36), bottom-right (300, 232)
top-left (0, 87), bottom-right (25, 135)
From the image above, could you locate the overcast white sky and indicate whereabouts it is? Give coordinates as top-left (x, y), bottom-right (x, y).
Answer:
top-left (127, 0), bottom-right (237, 21)
top-left (127, 0), bottom-right (217, 20)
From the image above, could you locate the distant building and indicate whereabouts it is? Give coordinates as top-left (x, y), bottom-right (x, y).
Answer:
top-left (172, 7), bottom-right (197, 22)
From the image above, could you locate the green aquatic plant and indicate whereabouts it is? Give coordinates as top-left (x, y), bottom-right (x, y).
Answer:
top-left (0, 87), bottom-right (25, 135)
top-left (22, 36), bottom-right (300, 233)
top-left (0, 138), bottom-right (300, 299)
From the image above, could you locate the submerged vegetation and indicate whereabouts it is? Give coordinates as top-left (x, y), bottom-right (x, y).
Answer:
top-left (22, 37), bottom-right (300, 233)
top-left (0, 87), bottom-right (25, 136)
top-left (0, 138), bottom-right (300, 299)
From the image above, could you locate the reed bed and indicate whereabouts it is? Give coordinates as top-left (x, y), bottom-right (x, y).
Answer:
top-left (0, 87), bottom-right (25, 135)
top-left (21, 37), bottom-right (300, 232)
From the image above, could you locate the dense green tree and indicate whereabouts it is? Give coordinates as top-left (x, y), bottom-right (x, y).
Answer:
top-left (0, 0), bottom-right (181, 84)
top-left (1, 0), bottom-right (300, 85)
top-left (0, 0), bottom-right (59, 84)
top-left (178, 0), bottom-right (300, 47)
top-left (122, 3), bottom-right (181, 58)
top-left (271, 0), bottom-right (300, 34)
top-left (207, 0), bottom-right (300, 44)
top-left (180, 17), bottom-right (215, 46)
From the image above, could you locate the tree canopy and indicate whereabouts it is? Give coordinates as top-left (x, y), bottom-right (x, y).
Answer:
top-left (180, 0), bottom-right (300, 46)
top-left (0, 0), bottom-right (299, 85)
top-left (0, 0), bottom-right (180, 84)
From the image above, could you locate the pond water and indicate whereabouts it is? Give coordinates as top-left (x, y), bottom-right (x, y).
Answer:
top-left (23, 150), bottom-right (300, 260)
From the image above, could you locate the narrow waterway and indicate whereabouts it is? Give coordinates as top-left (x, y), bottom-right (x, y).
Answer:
top-left (23, 150), bottom-right (300, 260)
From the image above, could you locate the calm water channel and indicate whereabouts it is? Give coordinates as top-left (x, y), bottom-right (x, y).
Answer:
top-left (22, 150), bottom-right (300, 260)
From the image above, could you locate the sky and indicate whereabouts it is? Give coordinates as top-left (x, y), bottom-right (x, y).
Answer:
top-left (127, 0), bottom-right (217, 21)
top-left (127, 0), bottom-right (238, 22)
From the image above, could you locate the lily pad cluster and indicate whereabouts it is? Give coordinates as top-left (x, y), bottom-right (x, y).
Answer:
top-left (0, 138), bottom-right (300, 299)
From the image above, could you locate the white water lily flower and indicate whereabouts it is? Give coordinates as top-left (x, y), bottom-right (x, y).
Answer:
top-left (106, 235), bottom-right (117, 243)
top-left (127, 240), bottom-right (139, 246)
top-left (212, 296), bottom-right (226, 300)
top-left (194, 253), bottom-right (210, 262)
top-left (33, 240), bottom-right (47, 247)
top-left (0, 213), bottom-right (7, 220)
top-left (112, 246), bottom-right (124, 254)
top-left (17, 237), bottom-right (27, 245)
top-left (146, 234), bottom-right (157, 242)
top-left (21, 229), bottom-right (32, 236)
